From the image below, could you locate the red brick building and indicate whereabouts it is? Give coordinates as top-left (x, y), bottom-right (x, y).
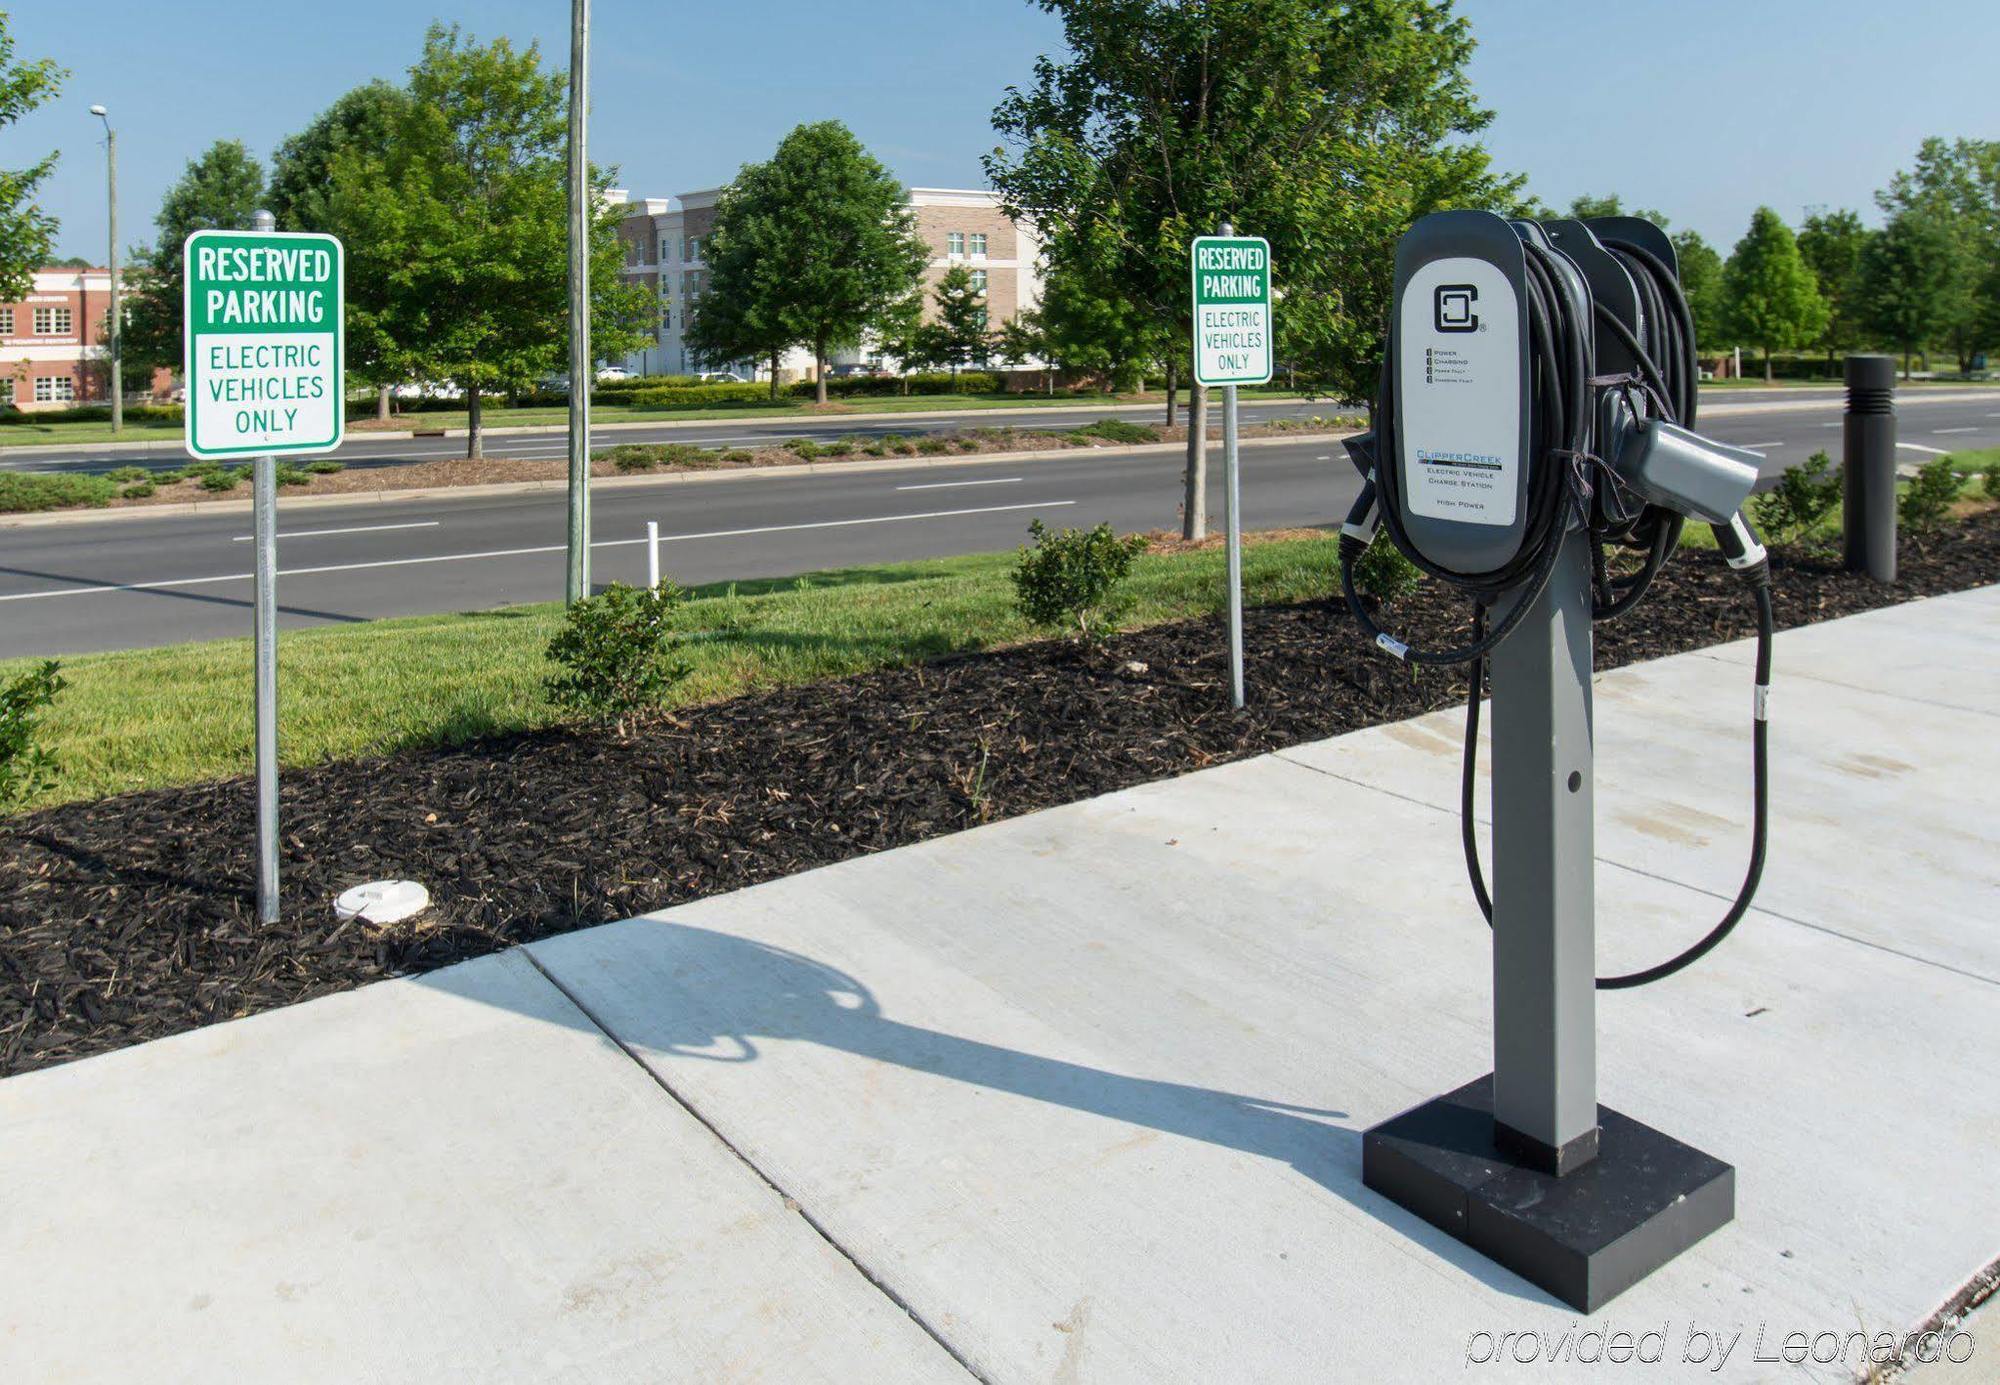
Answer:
top-left (2, 267), bottom-right (115, 411)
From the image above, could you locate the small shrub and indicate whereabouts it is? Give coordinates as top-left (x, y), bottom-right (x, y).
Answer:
top-left (1899, 456), bottom-right (1962, 531)
top-left (275, 465), bottom-right (312, 487)
top-left (1076, 417), bottom-right (1158, 445)
top-left (544, 581), bottom-right (692, 735)
top-left (306, 459), bottom-right (344, 475)
top-left (1748, 450), bottom-right (1842, 543)
top-left (883, 436), bottom-right (916, 456)
top-left (120, 482), bottom-right (156, 500)
top-left (953, 436), bottom-right (981, 453)
top-left (1011, 519), bottom-right (1149, 637)
top-left (784, 437), bottom-right (820, 460)
top-left (916, 436), bottom-right (953, 455)
top-left (721, 448), bottom-right (754, 464)
top-left (605, 445), bottom-right (657, 472)
top-left (0, 472), bottom-right (116, 513)
top-left (0, 660), bottom-right (65, 807)
top-left (199, 468), bottom-right (243, 492)
top-left (1352, 540), bottom-right (1423, 600)
top-left (105, 465), bottom-right (151, 484)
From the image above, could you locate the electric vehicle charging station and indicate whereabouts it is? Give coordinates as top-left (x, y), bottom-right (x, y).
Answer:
top-left (1341, 209), bottom-right (1775, 1310)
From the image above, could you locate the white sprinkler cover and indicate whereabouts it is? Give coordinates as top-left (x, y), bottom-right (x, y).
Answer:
top-left (334, 879), bottom-right (431, 925)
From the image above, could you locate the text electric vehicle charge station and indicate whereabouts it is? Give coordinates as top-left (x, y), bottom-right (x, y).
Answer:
top-left (1341, 210), bottom-right (1775, 1310)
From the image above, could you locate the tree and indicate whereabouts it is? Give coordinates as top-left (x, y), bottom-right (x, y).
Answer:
top-left (1796, 209), bottom-right (1871, 368)
top-left (123, 141), bottom-right (266, 373)
top-left (996, 307), bottom-right (1060, 393)
top-left (686, 162), bottom-right (804, 400)
top-left (270, 81), bottom-right (412, 416)
top-left (869, 286), bottom-right (934, 392)
top-left (687, 122), bottom-right (925, 405)
top-left (928, 266), bottom-right (993, 387)
top-left (324, 25), bottom-right (652, 457)
top-left (1564, 193), bottom-right (1669, 227)
top-left (1669, 229), bottom-right (1727, 353)
top-left (0, 17), bottom-right (63, 305)
top-left (1721, 207), bottom-right (1827, 381)
top-left (1858, 208), bottom-right (1955, 378)
top-left (987, 0), bottom-right (1519, 538)
top-left (1875, 138), bottom-right (2000, 373)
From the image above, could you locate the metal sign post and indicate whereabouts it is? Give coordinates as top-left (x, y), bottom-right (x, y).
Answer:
top-left (183, 216), bottom-right (345, 924)
top-left (1191, 228), bottom-right (1273, 710)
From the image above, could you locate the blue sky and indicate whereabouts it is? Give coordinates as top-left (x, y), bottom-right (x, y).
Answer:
top-left (14, 0), bottom-right (1997, 264)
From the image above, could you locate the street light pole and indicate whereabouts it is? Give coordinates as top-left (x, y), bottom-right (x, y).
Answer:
top-left (565, 0), bottom-right (592, 604)
top-left (90, 105), bottom-right (121, 434)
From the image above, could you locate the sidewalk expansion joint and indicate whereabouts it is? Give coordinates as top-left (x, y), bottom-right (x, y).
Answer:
top-left (514, 944), bottom-right (992, 1385)
top-left (1690, 649), bottom-right (2000, 722)
top-left (1269, 749), bottom-right (2000, 991)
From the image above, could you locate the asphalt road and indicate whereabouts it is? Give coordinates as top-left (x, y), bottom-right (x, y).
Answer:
top-left (3, 389), bottom-right (1997, 660)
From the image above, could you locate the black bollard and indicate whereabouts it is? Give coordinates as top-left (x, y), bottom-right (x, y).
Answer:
top-left (1842, 354), bottom-right (1897, 583)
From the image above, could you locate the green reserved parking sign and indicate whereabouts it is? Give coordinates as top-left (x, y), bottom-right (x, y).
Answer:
top-left (182, 228), bottom-right (344, 459)
top-left (1191, 234), bottom-right (1273, 387)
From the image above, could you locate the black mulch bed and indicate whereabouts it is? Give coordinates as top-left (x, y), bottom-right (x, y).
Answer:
top-left (5, 510), bottom-right (1998, 1077)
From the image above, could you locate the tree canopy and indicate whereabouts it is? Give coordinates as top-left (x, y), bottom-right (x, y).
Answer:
top-left (124, 141), bottom-right (267, 372)
top-left (320, 24), bottom-right (651, 455)
top-left (688, 121), bottom-right (927, 404)
top-left (1858, 208), bottom-right (1956, 377)
top-left (0, 15), bottom-right (64, 303)
top-left (1721, 206), bottom-right (1827, 380)
top-left (1796, 209), bottom-right (1870, 362)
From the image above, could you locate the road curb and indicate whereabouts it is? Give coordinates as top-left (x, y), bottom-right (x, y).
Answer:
top-left (0, 432), bottom-right (1359, 530)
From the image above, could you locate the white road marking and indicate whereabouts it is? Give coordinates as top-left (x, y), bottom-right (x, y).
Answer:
top-left (0, 500), bottom-right (1075, 603)
top-left (895, 477), bottom-right (1023, 491)
top-left (1737, 441), bottom-right (1786, 449)
top-left (1897, 442), bottom-right (1949, 455)
top-left (230, 521), bottom-right (440, 543)
top-left (1931, 427), bottom-right (1981, 434)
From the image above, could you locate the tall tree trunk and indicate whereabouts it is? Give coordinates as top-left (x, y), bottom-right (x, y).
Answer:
top-left (1164, 361), bottom-right (1178, 427)
top-left (1763, 347), bottom-right (1773, 383)
top-left (376, 383), bottom-right (391, 422)
top-left (1182, 381), bottom-right (1208, 540)
top-left (769, 351), bottom-right (780, 402)
top-left (815, 345), bottom-right (828, 405)
top-left (466, 385), bottom-right (482, 460)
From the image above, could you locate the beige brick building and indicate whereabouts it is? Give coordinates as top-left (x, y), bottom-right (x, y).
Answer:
top-left (610, 186), bottom-right (1043, 378)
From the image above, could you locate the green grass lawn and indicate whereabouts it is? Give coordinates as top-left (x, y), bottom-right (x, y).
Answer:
top-left (1, 535), bottom-right (1341, 812)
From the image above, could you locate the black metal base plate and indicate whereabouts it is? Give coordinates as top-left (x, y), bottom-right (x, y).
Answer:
top-left (1362, 1074), bottom-right (1733, 1311)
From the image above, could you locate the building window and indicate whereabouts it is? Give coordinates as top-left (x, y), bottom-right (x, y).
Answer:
top-left (969, 269), bottom-right (988, 294)
top-left (33, 306), bottom-right (72, 335)
top-left (0, 307), bottom-right (12, 334)
top-left (658, 234), bottom-right (673, 264)
top-left (34, 376), bottom-right (76, 403)
top-left (947, 231), bottom-right (965, 257)
top-left (686, 236), bottom-right (703, 263)
top-left (969, 233), bottom-right (988, 257)
top-left (684, 271), bottom-right (705, 298)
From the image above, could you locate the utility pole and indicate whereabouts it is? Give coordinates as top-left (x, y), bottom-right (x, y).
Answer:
top-left (90, 105), bottom-right (121, 434)
top-left (565, 0), bottom-right (592, 604)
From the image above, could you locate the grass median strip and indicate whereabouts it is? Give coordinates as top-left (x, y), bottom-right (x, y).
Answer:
top-left (0, 533), bottom-right (1342, 810)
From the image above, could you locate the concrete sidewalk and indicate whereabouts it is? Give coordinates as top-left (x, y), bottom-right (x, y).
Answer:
top-left (3, 589), bottom-right (1996, 1382)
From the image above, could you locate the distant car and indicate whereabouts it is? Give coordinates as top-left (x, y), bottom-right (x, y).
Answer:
top-left (698, 371), bottom-right (748, 384)
top-left (392, 380), bottom-right (464, 401)
top-left (596, 366), bottom-right (633, 383)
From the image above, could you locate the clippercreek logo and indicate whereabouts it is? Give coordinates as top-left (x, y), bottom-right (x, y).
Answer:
top-left (1463, 1322), bottom-right (1974, 1371)
top-left (1434, 282), bottom-right (1480, 333)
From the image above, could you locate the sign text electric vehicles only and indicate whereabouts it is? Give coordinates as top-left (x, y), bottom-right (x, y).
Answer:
top-left (1191, 235), bottom-right (1274, 387)
top-left (182, 228), bottom-right (345, 459)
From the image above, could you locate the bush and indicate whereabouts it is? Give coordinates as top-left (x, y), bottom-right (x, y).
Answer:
top-left (603, 442), bottom-right (716, 472)
top-left (199, 468), bottom-right (243, 492)
top-left (544, 581), bottom-right (691, 734)
top-left (1352, 540), bottom-right (1423, 600)
top-left (0, 472), bottom-right (116, 513)
top-left (1984, 468), bottom-right (1999, 502)
top-left (1748, 450), bottom-right (1842, 543)
top-left (120, 482), bottom-right (156, 500)
top-left (916, 436), bottom-right (953, 455)
top-left (626, 383), bottom-right (773, 408)
top-left (721, 449), bottom-right (754, 464)
top-left (275, 465), bottom-right (313, 487)
top-left (1074, 417), bottom-right (1158, 445)
top-left (1011, 519), bottom-right (1149, 637)
top-left (307, 459), bottom-right (344, 475)
top-left (0, 403), bottom-right (182, 426)
top-left (783, 437), bottom-right (821, 460)
top-left (105, 465), bottom-right (151, 484)
top-left (0, 660), bottom-right (64, 807)
top-left (1900, 456), bottom-right (1963, 531)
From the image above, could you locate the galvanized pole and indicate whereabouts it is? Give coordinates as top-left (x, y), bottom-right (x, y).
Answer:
top-left (1219, 220), bottom-right (1244, 709)
top-left (251, 208), bottom-right (280, 925)
top-left (91, 107), bottom-right (121, 433)
top-left (564, 0), bottom-right (592, 605)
